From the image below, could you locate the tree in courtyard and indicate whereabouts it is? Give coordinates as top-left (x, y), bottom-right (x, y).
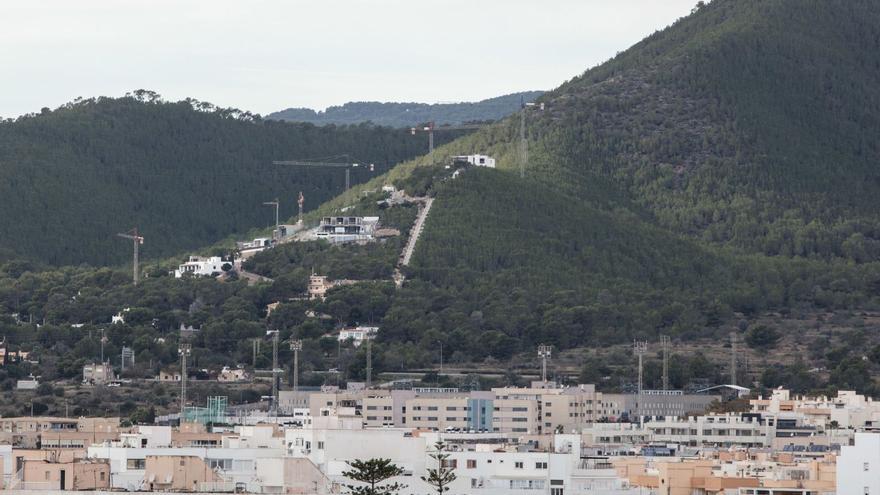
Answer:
top-left (421, 441), bottom-right (457, 494)
top-left (342, 458), bottom-right (406, 495)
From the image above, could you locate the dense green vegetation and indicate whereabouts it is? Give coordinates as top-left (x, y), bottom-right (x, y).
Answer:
top-left (267, 91), bottom-right (544, 127)
top-left (0, 91), bottom-right (461, 265)
top-left (6, 0), bottom-right (880, 413)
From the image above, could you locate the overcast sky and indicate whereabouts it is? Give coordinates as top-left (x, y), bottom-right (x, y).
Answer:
top-left (0, 1), bottom-right (697, 117)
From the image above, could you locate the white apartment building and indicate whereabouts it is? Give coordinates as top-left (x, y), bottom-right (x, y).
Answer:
top-left (88, 425), bottom-right (284, 492)
top-left (645, 413), bottom-right (774, 447)
top-left (752, 387), bottom-right (880, 429)
top-left (838, 432), bottom-right (880, 495)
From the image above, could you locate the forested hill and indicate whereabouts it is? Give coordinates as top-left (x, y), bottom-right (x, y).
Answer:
top-left (535, 0), bottom-right (880, 261)
top-left (0, 94), bottom-right (459, 266)
top-left (266, 91), bottom-right (544, 127)
top-left (402, 0), bottom-right (880, 263)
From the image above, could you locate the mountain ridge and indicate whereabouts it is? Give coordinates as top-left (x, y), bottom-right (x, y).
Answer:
top-left (267, 91), bottom-right (544, 127)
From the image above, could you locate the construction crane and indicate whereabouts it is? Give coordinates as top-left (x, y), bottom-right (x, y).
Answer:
top-left (410, 121), bottom-right (487, 155)
top-left (519, 99), bottom-right (545, 178)
top-left (271, 154), bottom-right (374, 192)
top-left (116, 228), bottom-right (144, 285)
top-left (263, 198), bottom-right (280, 230)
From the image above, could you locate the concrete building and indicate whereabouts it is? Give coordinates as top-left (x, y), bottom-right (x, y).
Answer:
top-left (599, 390), bottom-right (718, 421)
top-left (645, 413), bottom-right (775, 447)
top-left (452, 154), bottom-right (496, 168)
top-left (838, 431), bottom-right (880, 495)
top-left (173, 256), bottom-right (231, 278)
top-left (18, 457), bottom-right (110, 491)
top-left (337, 326), bottom-right (378, 347)
top-left (217, 366), bottom-right (248, 383)
top-left (752, 387), bottom-right (880, 430)
top-left (82, 362), bottom-right (114, 384)
top-left (316, 216), bottom-right (379, 244)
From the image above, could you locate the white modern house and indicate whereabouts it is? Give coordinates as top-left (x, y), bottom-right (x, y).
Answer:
top-left (452, 154), bottom-right (496, 168)
top-left (173, 256), bottom-right (231, 278)
top-left (337, 326), bottom-right (378, 347)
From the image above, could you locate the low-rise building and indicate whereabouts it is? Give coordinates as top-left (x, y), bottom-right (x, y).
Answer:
top-left (173, 256), bottom-right (231, 278)
top-left (83, 362), bottom-right (114, 384)
top-left (452, 154), bottom-right (496, 168)
top-left (338, 326), bottom-right (378, 347)
top-left (316, 216), bottom-right (379, 244)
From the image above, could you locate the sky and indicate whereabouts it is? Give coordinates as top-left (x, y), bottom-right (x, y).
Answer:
top-left (0, 1), bottom-right (697, 118)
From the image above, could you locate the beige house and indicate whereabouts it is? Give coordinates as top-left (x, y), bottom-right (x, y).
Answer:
top-left (20, 458), bottom-right (109, 491)
top-left (145, 455), bottom-right (223, 492)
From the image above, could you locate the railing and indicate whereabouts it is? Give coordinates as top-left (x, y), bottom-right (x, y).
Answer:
top-left (6, 481), bottom-right (55, 491)
top-left (199, 480), bottom-right (236, 492)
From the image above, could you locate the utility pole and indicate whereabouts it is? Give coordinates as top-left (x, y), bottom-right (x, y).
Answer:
top-left (263, 199), bottom-right (280, 231)
top-left (252, 339), bottom-right (260, 367)
top-left (100, 328), bottom-right (106, 364)
top-left (297, 192), bottom-right (305, 225)
top-left (660, 335), bottom-right (670, 391)
top-left (116, 228), bottom-right (144, 285)
top-left (730, 332), bottom-right (738, 386)
top-left (633, 341), bottom-right (648, 421)
top-left (365, 338), bottom-right (372, 389)
top-left (290, 339), bottom-right (302, 394)
top-left (537, 344), bottom-right (553, 383)
top-left (178, 344), bottom-right (191, 415)
top-left (267, 330), bottom-right (280, 416)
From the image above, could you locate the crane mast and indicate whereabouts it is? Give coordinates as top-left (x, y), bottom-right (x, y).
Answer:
top-left (116, 228), bottom-right (144, 285)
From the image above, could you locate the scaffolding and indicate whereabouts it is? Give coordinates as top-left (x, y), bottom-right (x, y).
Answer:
top-left (183, 396), bottom-right (228, 424)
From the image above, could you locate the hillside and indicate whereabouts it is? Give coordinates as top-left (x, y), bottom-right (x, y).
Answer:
top-left (6, 0), bottom-right (880, 416)
top-left (0, 93), bottom-right (464, 265)
top-left (267, 91), bottom-right (544, 127)
top-left (527, 0), bottom-right (880, 261)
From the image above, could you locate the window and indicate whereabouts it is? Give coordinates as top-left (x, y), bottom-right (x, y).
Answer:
top-left (467, 459), bottom-right (477, 469)
top-left (126, 459), bottom-right (146, 470)
top-left (100, 472), bottom-right (106, 481)
top-left (44, 471), bottom-right (50, 481)
top-left (535, 462), bottom-right (547, 469)
top-left (428, 406), bottom-right (439, 411)
top-left (441, 459), bottom-right (457, 469)
top-left (510, 480), bottom-right (545, 489)
top-left (447, 406), bottom-right (456, 411)
top-left (865, 462), bottom-right (870, 472)
top-left (512, 407), bottom-right (528, 412)
top-left (317, 441), bottom-right (324, 450)
top-left (366, 406), bottom-right (377, 410)
top-left (446, 417), bottom-right (457, 421)
top-left (367, 416), bottom-right (377, 420)
top-left (551, 488), bottom-right (564, 495)
top-left (514, 461), bottom-right (524, 469)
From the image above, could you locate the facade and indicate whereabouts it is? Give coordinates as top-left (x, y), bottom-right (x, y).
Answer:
top-left (452, 154), bottom-right (496, 168)
top-left (217, 366), bottom-right (248, 383)
top-left (338, 326), bottom-right (378, 347)
top-left (173, 256), bottom-right (230, 278)
top-left (645, 413), bottom-right (776, 447)
top-left (316, 216), bottom-right (379, 244)
top-left (83, 362), bottom-right (114, 384)
top-left (838, 431), bottom-right (880, 495)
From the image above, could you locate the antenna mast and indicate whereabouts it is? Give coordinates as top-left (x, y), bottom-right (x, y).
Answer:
top-left (730, 332), bottom-right (738, 386)
top-left (290, 339), bottom-right (302, 394)
top-left (537, 344), bottom-right (552, 383)
top-left (267, 330), bottom-right (280, 416)
top-left (178, 344), bottom-right (191, 415)
top-left (633, 341), bottom-right (648, 420)
top-left (660, 335), bottom-right (670, 391)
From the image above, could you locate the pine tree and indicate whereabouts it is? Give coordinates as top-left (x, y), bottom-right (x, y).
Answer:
top-left (421, 441), bottom-right (457, 494)
top-left (342, 458), bottom-right (406, 495)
